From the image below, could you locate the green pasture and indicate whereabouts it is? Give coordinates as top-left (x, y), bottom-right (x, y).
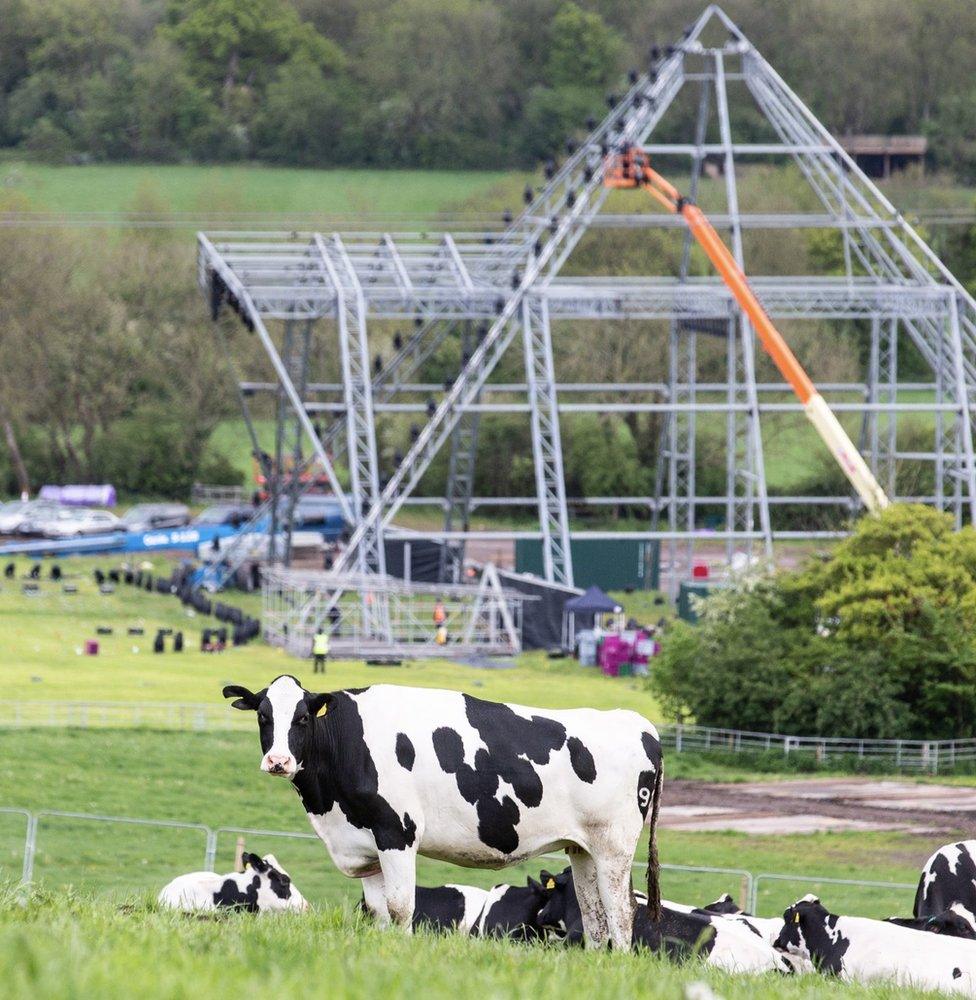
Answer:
top-left (0, 556), bottom-right (660, 712)
top-left (2, 893), bottom-right (959, 1000)
top-left (0, 727), bottom-right (949, 922)
top-left (0, 162), bottom-right (521, 218)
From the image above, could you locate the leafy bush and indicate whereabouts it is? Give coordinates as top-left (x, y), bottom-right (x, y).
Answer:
top-left (652, 504), bottom-right (976, 740)
top-left (91, 410), bottom-right (222, 499)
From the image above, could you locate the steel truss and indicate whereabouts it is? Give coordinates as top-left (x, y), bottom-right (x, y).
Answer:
top-left (261, 566), bottom-right (525, 659)
top-left (198, 3), bottom-right (976, 609)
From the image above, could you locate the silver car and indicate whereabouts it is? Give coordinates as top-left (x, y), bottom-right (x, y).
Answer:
top-left (0, 500), bottom-right (62, 535)
top-left (122, 503), bottom-right (190, 533)
top-left (30, 507), bottom-right (124, 538)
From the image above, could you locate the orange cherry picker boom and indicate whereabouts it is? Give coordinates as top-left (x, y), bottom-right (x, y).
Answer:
top-left (604, 147), bottom-right (889, 514)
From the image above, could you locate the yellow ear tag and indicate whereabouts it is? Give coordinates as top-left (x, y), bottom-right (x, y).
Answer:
top-left (794, 913), bottom-right (800, 924)
top-left (317, 704), bottom-right (328, 717)
top-left (546, 878), bottom-right (556, 890)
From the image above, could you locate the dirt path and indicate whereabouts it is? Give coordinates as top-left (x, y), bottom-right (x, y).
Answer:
top-left (661, 778), bottom-right (976, 836)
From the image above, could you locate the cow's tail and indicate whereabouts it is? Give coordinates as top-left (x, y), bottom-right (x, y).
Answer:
top-left (646, 760), bottom-right (663, 923)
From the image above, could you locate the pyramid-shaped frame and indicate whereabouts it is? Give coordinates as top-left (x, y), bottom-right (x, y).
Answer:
top-left (198, 4), bottom-right (976, 608)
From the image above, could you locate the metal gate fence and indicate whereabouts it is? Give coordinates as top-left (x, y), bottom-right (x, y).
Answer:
top-left (0, 806), bottom-right (925, 918)
top-left (3, 706), bottom-right (975, 773)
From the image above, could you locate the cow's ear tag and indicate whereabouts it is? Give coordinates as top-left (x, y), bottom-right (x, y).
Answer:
top-left (793, 913), bottom-right (800, 924)
top-left (317, 704), bottom-right (328, 717)
top-left (545, 878), bottom-right (556, 890)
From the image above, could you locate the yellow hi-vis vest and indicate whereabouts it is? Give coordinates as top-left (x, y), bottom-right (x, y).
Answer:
top-left (313, 633), bottom-right (330, 656)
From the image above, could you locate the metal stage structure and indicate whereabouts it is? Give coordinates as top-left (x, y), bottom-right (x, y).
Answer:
top-left (197, 4), bottom-right (976, 618)
top-left (261, 565), bottom-right (525, 659)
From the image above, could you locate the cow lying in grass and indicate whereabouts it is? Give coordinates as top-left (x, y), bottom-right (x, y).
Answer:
top-left (916, 841), bottom-right (976, 919)
top-left (701, 893), bottom-right (788, 946)
top-left (158, 854), bottom-right (309, 913)
top-left (776, 894), bottom-right (976, 995)
top-left (535, 868), bottom-right (799, 973)
top-left (224, 675), bottom-right (663, 949)
top-left (887, 904), bottom-right (976, 940)
top-left (362, 876), bottom-right (552, 939)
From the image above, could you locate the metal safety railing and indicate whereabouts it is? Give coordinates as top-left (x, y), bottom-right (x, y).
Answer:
top-left (4, 705), bottom-right (974, 774)
top-left (749, 873), bottom-right (917, 918)
top-left (0, 806), bottom-right (928, 919)
top-left (659, 723), bottom-right (976, 774)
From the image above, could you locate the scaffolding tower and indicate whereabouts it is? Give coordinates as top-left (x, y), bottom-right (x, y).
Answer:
top-left (198, 4), bottom-right (976, 613)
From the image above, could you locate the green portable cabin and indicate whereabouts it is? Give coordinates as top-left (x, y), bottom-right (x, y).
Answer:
top-left (516, 538), bottom-right (660, 592)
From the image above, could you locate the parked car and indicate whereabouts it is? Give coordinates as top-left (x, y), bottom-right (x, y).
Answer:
top-left (192, 504), bottom-right (253, 528)
top-left (273, 495), bottom-right (347, 538)
top-left (2, 500), bottom-right (63, 536)
top-left (122, 503), bottom-right (190, 533)
top-left (23, 507), bottom-right (124, 538)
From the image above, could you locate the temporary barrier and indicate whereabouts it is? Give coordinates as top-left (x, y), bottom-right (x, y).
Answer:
top-left (6, 707), bottom-right (975, 775)
top-left (5, 805), bottom-right (926, 923)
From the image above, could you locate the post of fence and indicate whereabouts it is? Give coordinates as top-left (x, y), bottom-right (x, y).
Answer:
top-left (22, 813), bottom-right (37, 884)
top-left (205, 829), bottom-right (218, 872)
top-left (675, 724), bottom-right (683, 754)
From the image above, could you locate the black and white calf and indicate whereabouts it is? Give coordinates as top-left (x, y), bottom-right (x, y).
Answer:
top-left (701, 893), bottom-right (787, 946)
top-left (916, 841), bottom-right (976, 918)
top-left (536, 868), bottom-right (797, 973)
top-left (887, 904), bottom-right (976, 940)
top-left (224, 676), bottom-right (663, 949)
top-left (474, 878), bottom-right (551, 940)
top-left (362, 884), bottom-right (488, 934)
top-left (776, 894), bottom-right (976, 995)
top-left (158, 853), bottom-right (309, 913)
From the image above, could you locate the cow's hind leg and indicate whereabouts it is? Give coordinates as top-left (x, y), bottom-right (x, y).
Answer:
top-left (378, 849), bottom-right (417, 933)
top-left (568, 849), bottom-right (609, 949)
top-left (361, 871), bottom-right (389, 926)
top-left (593, 853), bottom-right (635, 951)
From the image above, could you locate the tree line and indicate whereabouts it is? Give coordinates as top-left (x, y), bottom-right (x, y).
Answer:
top-left (3, 0), bottom-right (976, 176)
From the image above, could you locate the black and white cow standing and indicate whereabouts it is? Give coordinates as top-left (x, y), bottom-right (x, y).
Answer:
top-left (158, 853), bottom-right (309, 913)
top-left (223, 675), bottom-right (663, 949)
top-left (916, 841), bottom-right (976, 918)
top-left (776, 894), bottom-right (976, 995)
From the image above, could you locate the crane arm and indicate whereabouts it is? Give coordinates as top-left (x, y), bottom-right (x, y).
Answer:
top-left (605, 148), bottom-right (889, 514)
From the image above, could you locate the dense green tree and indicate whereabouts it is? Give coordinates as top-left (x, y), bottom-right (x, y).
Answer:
top-left (652, 505), bottom-right (976, 740)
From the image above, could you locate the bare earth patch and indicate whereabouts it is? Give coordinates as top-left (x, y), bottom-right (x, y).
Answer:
top-left (662, 777), bottom-right (976, 836)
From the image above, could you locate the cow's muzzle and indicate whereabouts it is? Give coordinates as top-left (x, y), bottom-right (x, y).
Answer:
top-left (261, 753), bottom-right (296, 777)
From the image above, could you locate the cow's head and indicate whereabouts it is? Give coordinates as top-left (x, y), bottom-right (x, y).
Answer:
top-left (535, 867), bottom-right (582, 942)
top-left (775, 894), bottom-right (850, 973)
top-left (223, 675), bottom-right (329, 779)
top-left (241, 851), bottom-right (310, 912)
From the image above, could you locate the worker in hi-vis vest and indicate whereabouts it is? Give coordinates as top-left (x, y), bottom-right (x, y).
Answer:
top-left (312, 628), bottom-right (330, 674)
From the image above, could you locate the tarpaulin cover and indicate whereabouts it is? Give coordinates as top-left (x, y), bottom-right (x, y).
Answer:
top-left (39, 484), bottom-right (117, 507)
top-left (497, 569), bottom-right (582, 650)
top-left (384, 538), bottom-right (444, 583)
top-left (564, 585), bottom-right (619, 614)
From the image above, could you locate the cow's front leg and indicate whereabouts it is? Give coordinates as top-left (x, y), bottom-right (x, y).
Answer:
top-left (361, 871), bottom-right (389, 926)
top-left (378, 849), bottom-right (417, 932)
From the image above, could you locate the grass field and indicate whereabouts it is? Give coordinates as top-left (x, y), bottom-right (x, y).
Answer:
top-left (0, 162), bottom-right (521, 218)
top-left (0, 728), bottom-right (950, 917)
top-left (0, 559), bottom-right (969, 998)
top-left (0, 556), bottom-right (660, 711)
top-left (0, 725), bottom-right (961, 999)
top-left (5, 894), bottom-right (958, 1000)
